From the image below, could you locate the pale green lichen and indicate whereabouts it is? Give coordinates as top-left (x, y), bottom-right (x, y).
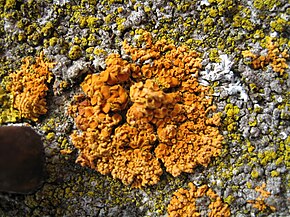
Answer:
top-left (259, 150), bottom-right (278, 166)
top-left (251, 169), bottom-right (259, 179)
top-left (253, 0), bottom-right (281, 11)
top-left (86, 16), bottom-right (102, 29)
top-left (271, 170), bottom-right (280, 177)
top-left (249, 119), bottom-right (257, 127)
top-left (270, 17), bottom-right (289, 33)
top-left (224, 195), bottom-right (235, 204)
top-left (209, 48), bottom-right (221, 62)
top-left (224, 103), bottom-right (240, 133)
top-left (283, 136), bottom-right (290, 168)
top-left (232, 6), bottom-right (256, 31)
top-left (0, 84), bottom-right (20, 124)
top-left (41, 21), bottom-right (54, 37)
top-left (68, 45), bottom-right (82, 60)
top-left (46, 132), bottom-right (56, 141)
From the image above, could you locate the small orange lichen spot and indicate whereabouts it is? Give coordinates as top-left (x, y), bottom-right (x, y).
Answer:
top-left (242, 38), bottom-right (289, 75)
top-left (208, 195), bottom-right (231, 217)
top-left (6, 52), bottom-right (54, 121)
top-left (60, 149), bottom-right (73, 155)
top-left (69, 32), bottom-right (223, 188)
top-left (247, 183), bottom-right (276, 212)
top-left (167, 182), bottom-right (230, 217)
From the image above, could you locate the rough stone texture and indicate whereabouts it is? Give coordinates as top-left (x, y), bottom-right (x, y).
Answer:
top-left (0, 0), bottom-right (289, 216)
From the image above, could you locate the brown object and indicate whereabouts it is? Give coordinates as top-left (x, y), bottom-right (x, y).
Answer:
top-left (0, 126), bottom-right (45, 194)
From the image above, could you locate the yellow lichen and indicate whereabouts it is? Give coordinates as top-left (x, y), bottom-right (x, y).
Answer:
top-left (69, 32), bottom-right (223, 188)
top-left (6, 52), bottom-right (54, 121)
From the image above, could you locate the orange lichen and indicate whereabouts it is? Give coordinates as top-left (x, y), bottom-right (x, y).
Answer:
top-left (242, 39), bottom-right (289, 75)
top-left (206, 188), bottom-right (232, 217)
top-left (123, 32), bottom-right (201, 88)
top-left (247, 183), bottom-right (276, 212)
top-left (80, 54), bottom-right (130, 113)
top-left (154, 77), bottom-right (222, 177)
top-left (60, 149), bottom-right (73, 155)
top-left (69, 32), bottom-right (223, 187)
top-left (167, 182), bottom-right (231, 217)
top-left (6, 52), bottom-right (54, 121)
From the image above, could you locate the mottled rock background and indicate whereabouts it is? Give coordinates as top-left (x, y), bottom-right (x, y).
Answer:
top-left (0, 0), bottom-right (289, 216)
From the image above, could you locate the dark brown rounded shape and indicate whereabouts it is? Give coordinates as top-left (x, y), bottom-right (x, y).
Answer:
top-left (0, 126), bottom-right (45, 194)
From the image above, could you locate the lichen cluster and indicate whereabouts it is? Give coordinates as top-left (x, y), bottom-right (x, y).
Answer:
top-left (69, 32), bottom-right (223, 187)
top-left (248, 183), bottom-right (276, 212)
top-left (167, 182), bottom-right (230, 217)
top-left (0, 0), bottom-right (289, 216)
top-left (5, 52), bottom-right (54, 121)
top-left (0, 85), bottom-right (19, 124)
top-left (242, 38), bottom-right (289, 76)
